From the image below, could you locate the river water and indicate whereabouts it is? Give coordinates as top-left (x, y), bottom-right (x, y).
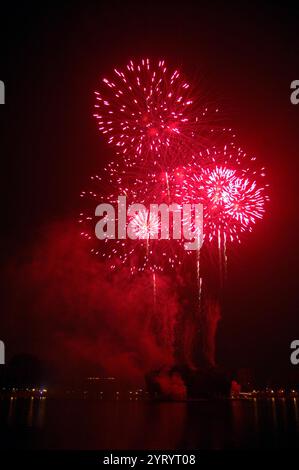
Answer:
top-left (0, 397), bottom-right (298, 449)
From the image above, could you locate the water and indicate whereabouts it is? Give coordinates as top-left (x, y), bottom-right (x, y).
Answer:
top-left (0, 397), bottom-right (298, 449)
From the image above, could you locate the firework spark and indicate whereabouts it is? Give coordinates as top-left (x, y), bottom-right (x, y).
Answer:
top-left (180, 144), bottom-right (269, 243)
top-left (79, 168), bottom-right (186, 273)
top-left (93, 59), bottom-right (194, 163)
top-left (130, 209), bottom-right (160, 240)
top-left (93, 59), bottom-right (230, 167)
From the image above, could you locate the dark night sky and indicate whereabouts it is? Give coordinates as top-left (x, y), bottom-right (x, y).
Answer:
top-left (0, 1), bottom-right (299, 384)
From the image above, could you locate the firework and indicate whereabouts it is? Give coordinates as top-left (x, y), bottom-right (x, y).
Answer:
top-left (79, 167), bottom-right (187, 274)
top-left (93, 59), bottom-right (230, 167)
top-left (79, 56), bottom-right (271, 376)
top-left (129, 209), bottom-right (160, 240)
top-left (93, 59), bottom-right (194, 164)
top-left (180, 144), bottom-right (269, 244)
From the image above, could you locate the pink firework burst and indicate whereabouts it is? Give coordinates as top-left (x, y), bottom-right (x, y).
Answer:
top-left (225, 176), bottom-right (267, 228)
top-left (204, 166), bottom-right (235, 206)
top-left (94, 59), bottom-right (192, 150)
top-left (129, 209), bottom-right (160, 240)
top-left (93, 58), bottom-right (200, 164)
top-left (180, 144), bottom-right (269, 243)
top-left (203, 166), bottom-right (267, 241)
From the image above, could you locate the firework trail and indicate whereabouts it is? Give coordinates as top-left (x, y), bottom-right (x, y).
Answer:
top-left (176, 142), bottom-right (269, 364)
top-left (79, 167), bottom-right (185, 368)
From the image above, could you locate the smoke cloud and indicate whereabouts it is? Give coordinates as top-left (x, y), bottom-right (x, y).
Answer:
top-left (2, 220), bottom-right (180, 386)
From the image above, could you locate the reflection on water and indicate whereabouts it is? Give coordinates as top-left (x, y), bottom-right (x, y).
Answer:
top-left (293, 398), bottom-right (299, 432)
top-left (0, 397), bottom-right (298, 449)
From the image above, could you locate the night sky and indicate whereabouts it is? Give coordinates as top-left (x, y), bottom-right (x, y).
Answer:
top-left (0, 1), bottom-right (299, 385)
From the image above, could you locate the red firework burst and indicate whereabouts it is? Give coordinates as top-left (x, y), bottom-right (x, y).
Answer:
top-left (225, 176), bottom-right (267, 228)
top-left (93, 58), bottom-right (228, 166)
top-left (79, 167), bottom-right (186, 273)
top-left (180, 144), bottom-right (269, 243)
